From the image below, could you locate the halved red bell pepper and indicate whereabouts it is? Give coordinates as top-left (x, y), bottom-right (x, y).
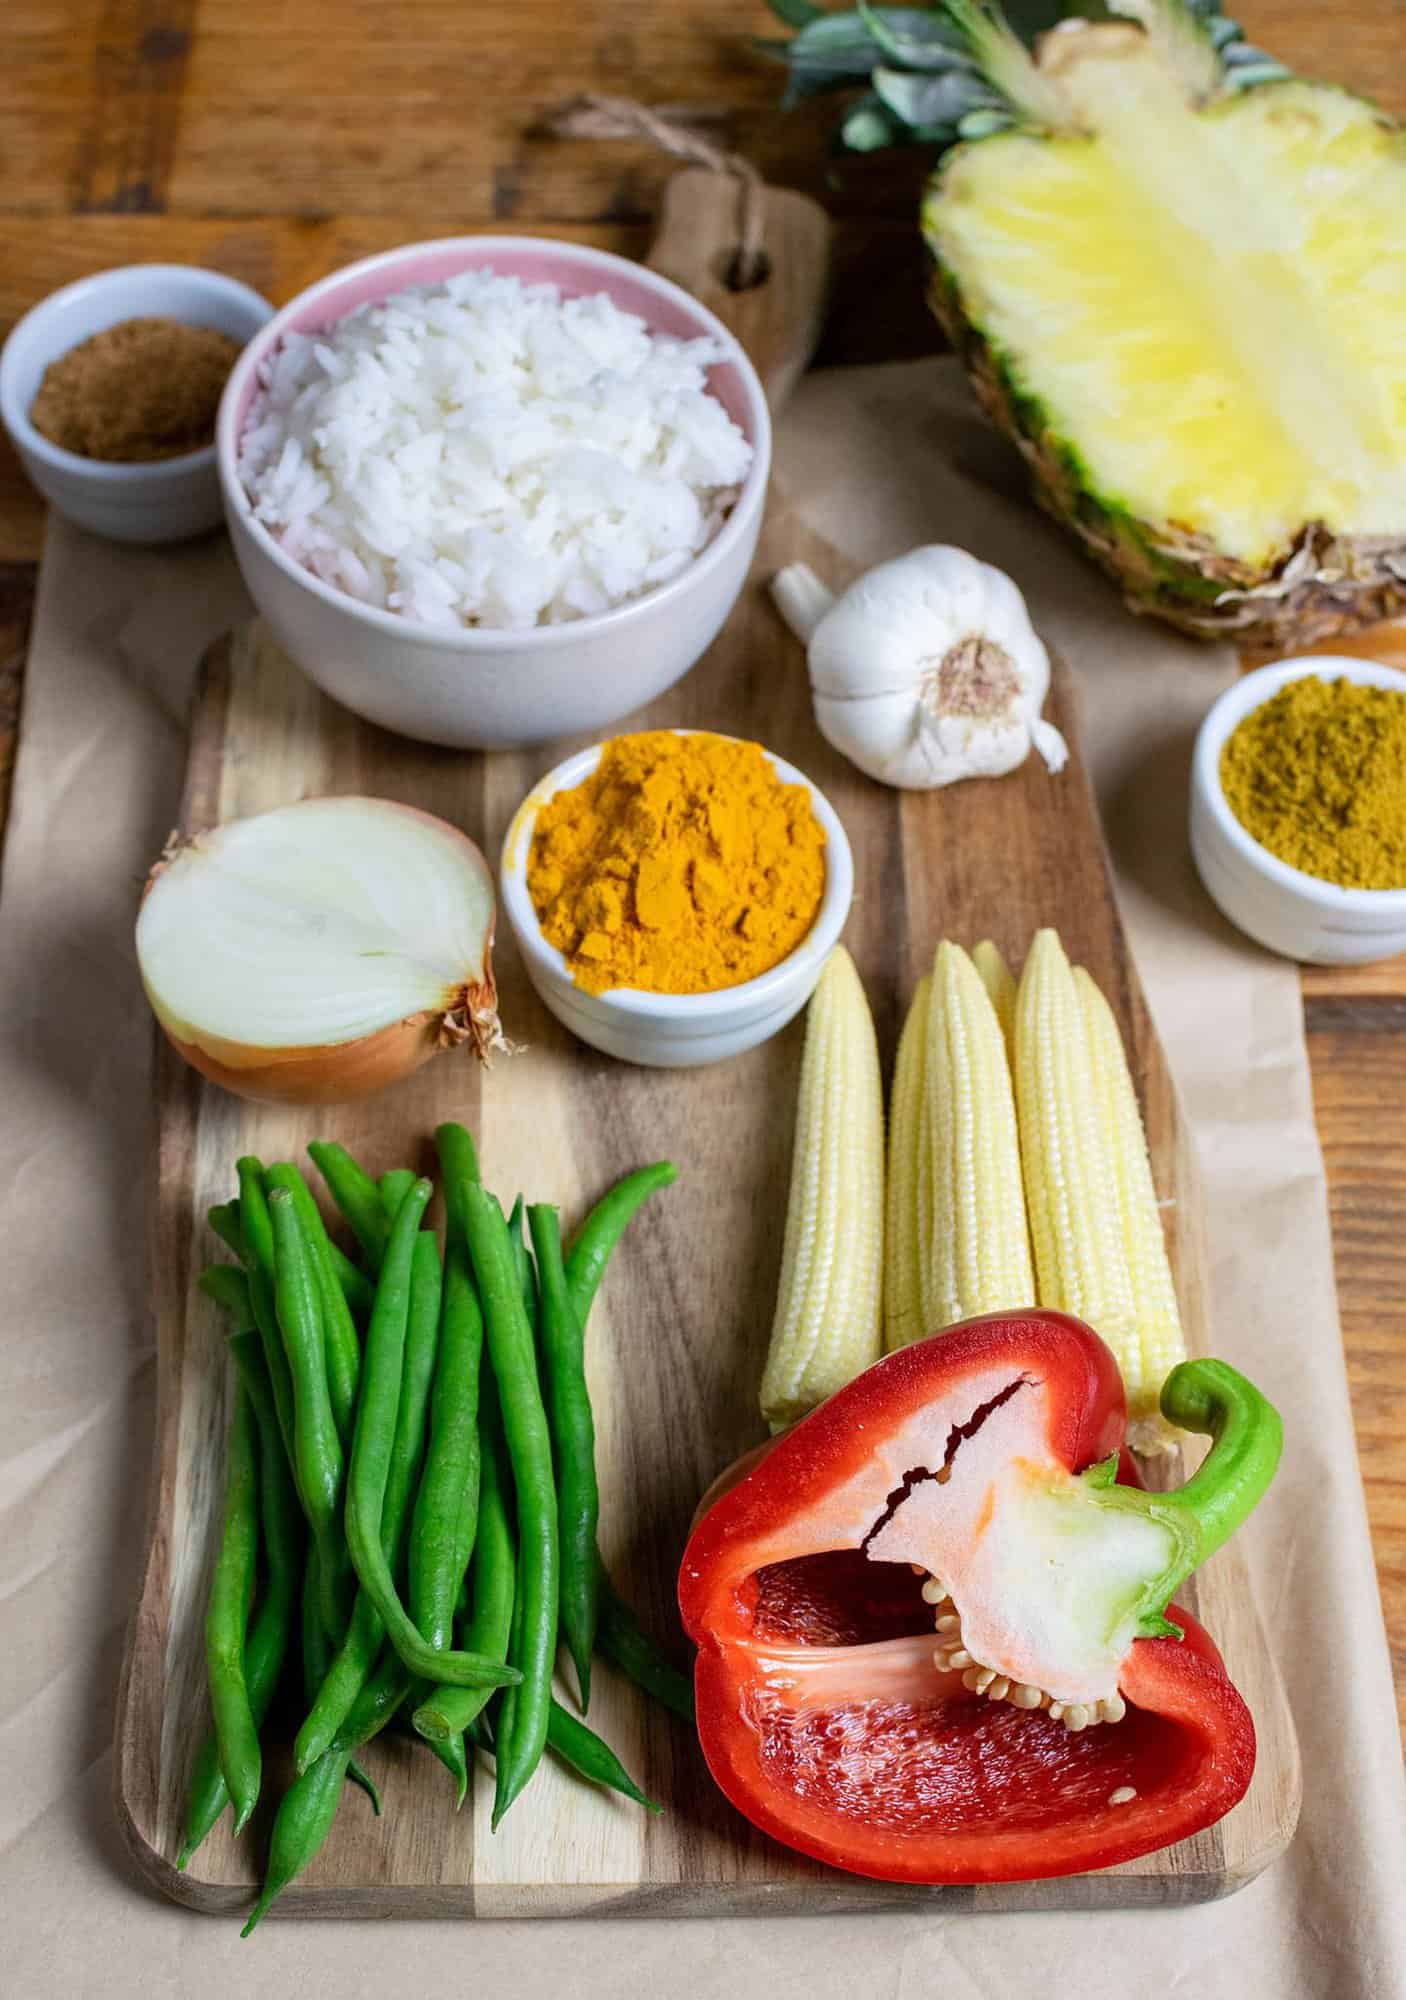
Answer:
top-left (679, 1311), bottom-right (1280, 1884)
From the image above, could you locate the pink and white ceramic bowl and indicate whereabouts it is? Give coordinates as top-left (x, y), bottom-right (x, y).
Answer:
top-left (216, 237), bottom-right (771, 751)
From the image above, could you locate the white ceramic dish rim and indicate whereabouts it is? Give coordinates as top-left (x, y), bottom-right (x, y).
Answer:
top-left (215, 235), bottom-right (773, 656)
top-left (1195, 654), bottom-right (1406, 910)
top-left (0, 264), bottom-right (273, 483)
top-left (500, 733), bottom-right (854, 1021)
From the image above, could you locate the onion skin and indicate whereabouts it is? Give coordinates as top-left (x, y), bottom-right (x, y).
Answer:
top-left (150, 984), bottom-right (499, 1107)
top-left (139, 798), bottom-right (502, 1108)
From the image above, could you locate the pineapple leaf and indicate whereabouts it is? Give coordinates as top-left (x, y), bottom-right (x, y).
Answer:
top-left (939, 0), bottom-right (1077, 127)
top-left (874, 65), bottom-right (1000, 127)
top-left (855, 1), bottom-right (968, 68)
top-left (1221, 53), bottom-right (1292, 85)
top-left (770, 9), bottom-right (896, 80)
top-left (766, 0), bottom-right (827, 25)
top-left (839, 91), bottom-right (910, 149)
top-left (957, 105), bottom-right (1018, 135)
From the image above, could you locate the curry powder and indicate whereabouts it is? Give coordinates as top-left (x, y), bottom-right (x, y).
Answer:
top-left (1220, 675), bottom-right (1406, 890)
top-left (527, 731), bottom-right (827, 995)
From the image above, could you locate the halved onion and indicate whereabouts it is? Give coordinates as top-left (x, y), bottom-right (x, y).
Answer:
top-left (136, 796), bottom-right (502, 1105)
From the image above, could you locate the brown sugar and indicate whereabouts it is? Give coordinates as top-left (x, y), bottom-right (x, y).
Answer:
top-left (29, 316), bottom-right (241, 463)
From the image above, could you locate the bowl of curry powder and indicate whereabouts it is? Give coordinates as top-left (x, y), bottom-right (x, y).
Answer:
top-left (1190, 657), bottom-right (1406, 965)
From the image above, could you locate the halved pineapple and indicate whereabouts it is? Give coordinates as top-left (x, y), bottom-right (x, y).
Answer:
top-left (920, 2), bottom-right (1406, 645)
top-left (766, 0), bottom-right (1406, 644)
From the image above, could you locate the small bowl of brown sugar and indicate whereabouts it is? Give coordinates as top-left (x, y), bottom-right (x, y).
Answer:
top-left (1, 264), bottom-right (271, 544)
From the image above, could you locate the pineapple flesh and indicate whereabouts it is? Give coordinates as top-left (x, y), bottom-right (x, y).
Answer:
top-left (916, 7), bottom-right (1406, 646)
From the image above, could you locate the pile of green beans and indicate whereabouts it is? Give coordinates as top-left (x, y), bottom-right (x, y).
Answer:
top-left (182, 1127), bottom-right (689, 1935)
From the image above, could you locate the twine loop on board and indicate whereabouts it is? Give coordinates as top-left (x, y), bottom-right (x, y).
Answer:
top-left (544, 94), bottom-right (770, 290)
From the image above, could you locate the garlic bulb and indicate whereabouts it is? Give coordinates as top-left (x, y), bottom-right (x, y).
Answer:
top-left (771, 545), bottom-right (1069, 791)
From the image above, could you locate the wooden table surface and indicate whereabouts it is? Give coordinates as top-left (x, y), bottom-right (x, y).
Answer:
top-left (1, 1), bottom-right (1402, 1740)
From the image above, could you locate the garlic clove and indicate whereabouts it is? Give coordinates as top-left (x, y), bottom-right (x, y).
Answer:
top-left (771, 564), bottom-right (838, 648)
top-left (1032, 716), bottom-right (1071, 773)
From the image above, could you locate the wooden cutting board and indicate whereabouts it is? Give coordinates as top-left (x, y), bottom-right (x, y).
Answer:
top-left (114, 502), bottom-right (1301, 1918)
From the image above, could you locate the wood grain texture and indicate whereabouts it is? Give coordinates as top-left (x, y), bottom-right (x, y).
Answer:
top-left (114, 520), bottom-right (1300, 1915)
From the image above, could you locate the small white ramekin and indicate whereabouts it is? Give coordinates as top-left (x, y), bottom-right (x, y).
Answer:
top-left (1190, 654), bottom-right (1406, 965)
top-left (500, 736), bottom-right (854, 1068)
top-left (216, 237), bottom-right (772, 752)
top-left (0, 264), bottom-right (272, 544)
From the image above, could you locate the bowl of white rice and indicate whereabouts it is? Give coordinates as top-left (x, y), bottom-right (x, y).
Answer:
top-left (217, 237), bottom-right (770, 750)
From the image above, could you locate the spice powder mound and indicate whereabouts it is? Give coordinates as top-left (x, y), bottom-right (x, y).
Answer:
top-left (1219, 674), bottom-right (1406, 890)
top-left (527, 731), bottom-right (828, 996)
top-left (29, 316), bottom-right (242, 463)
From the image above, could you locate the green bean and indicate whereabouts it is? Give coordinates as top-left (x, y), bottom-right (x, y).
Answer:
top-left (413, 1374), bottom-right (515, 1746)
top-left (298, 1549), bottom-right (381, 1813)
top-left (334, 1647), bottom-right (414, 1750)
top-left (434, 1121), bottom-right (481, 1243)
top-left (295, 1592), bottom-right (377, 1773)
top-left (409, 1238), bottom-right (483, 1648)
top-left (307, 1140), bottom-right (390, 1270)
top-left (346, 1759), bottom-right (382, 1813)
top-left (547, 1700), bottom-right (660, 1812)
top-left (234, 1162), bottom-right (298, 1467)
top-left (237, 1157), bottom-right (275, 1268)
top-left (328, 1241), bottom-right (375, 1325)
top-left (244, 1652), bottom-right (412, 1936)
top-left (529, 1204), bottom-right (598, 1712)
top-left (294, 1222), bottom-right (447, 1770)
top-left (178, 1735), bottom-right (238, 1873)
top-left (492, 1567), bottom-right (527, 1812)
top-left (178, 1333), bottom-right (300, 1870)
top-left (198, 1264), bottom-right (254, 1324)
top-left (213, 1194), bottom-right (372, 1325)
top-left (269, 1187), bottom-right (350, 1639)
top-left (205, 1379), bottom-right (262, 1835)
top-left (462, 1186), bottom-right (557, 1827)
top-left (208, 1200), bottom-right (245, 1260)
top-left (344, 1189), bottom-right (517, 1693)
top-left (565, 1162), bottom-right (677, 1328)
top-left (597, 1564), bottom-right (695, 1724)
top-left (379, 1167), bottom-right (417, 1218)
top-left (507, 1196), bottom-right (534, 1322)
top-left (421, 1715), bottom-right (468, 1807)
top-left (266, 1164), bottom-right (360, 1448)
top-left (242, 1746), bottom-right (348, 1937)
top-left (301, 1547), bottom-right (331, 1695)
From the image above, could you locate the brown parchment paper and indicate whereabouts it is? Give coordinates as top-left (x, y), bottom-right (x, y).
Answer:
top-left (2, 358), bottom-right (1403, 1998)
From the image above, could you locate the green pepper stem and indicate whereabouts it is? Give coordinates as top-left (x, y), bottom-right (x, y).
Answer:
top-left (1088, 1358), bottom-right (1281, 1639)
top-left (1154, 1358), bottom-right (1283, 1570)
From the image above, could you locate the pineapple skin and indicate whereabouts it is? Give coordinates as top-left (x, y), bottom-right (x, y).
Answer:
top-left (922, 92), bottom-right (1406, 652)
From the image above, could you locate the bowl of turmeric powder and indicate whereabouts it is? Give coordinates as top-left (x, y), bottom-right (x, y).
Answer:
top-left (500, 728), bottom-right (854, 1066)
top-left (1190, 656), bottom-right (1406, 964)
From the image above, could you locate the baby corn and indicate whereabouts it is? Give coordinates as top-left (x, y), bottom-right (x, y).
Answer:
top-left (884, 975), bottom-right (932, 1352)
top-left (1015, 929), bottom-right (1139, 1373)
top-left (1075, 967), bottom-right (1186, 1452)
top-left (972, 939), bottom-right (1017, 1053)
top-left (760, 947), bottom-right (884, 1431)
top-left (921, 941), bottom-right (1034, 1336)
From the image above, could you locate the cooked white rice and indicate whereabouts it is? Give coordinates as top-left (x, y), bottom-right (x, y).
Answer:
top-left (237, 270), bottom-right (754, 630)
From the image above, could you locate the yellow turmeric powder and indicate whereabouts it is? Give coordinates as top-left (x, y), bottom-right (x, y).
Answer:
top-left (1220, 675), bottom-right (1406, 890)
top-left (527, 731), bottom-right (828, 996)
